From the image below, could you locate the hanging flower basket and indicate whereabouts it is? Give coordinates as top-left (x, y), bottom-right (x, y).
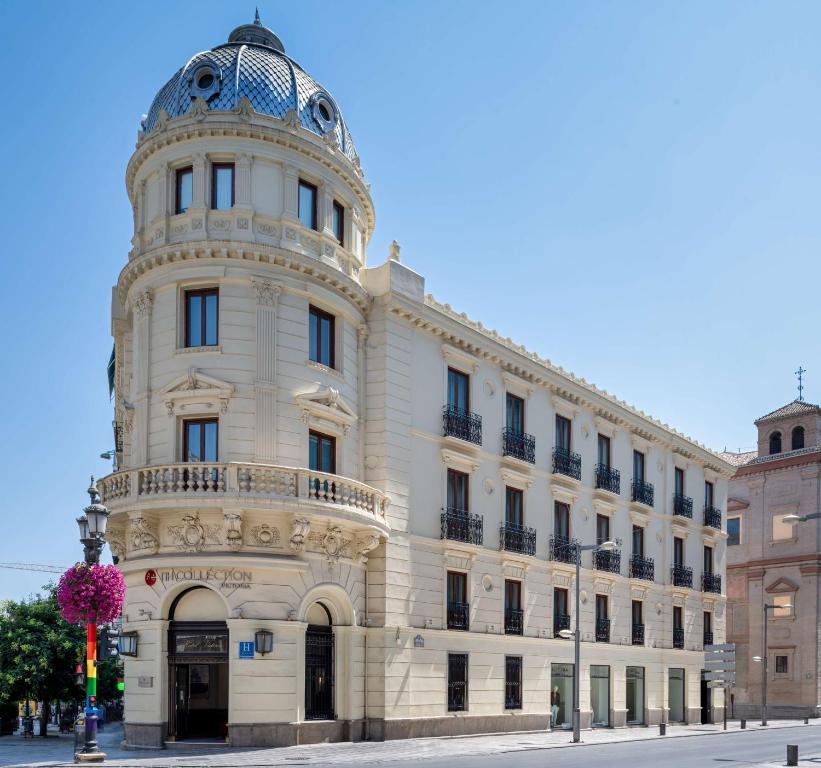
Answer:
top-left (56, 563), bottom-right (125, 625)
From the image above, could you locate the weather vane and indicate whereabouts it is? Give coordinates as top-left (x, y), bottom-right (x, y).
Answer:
top-left (796, 366), bottom-right (806, 402)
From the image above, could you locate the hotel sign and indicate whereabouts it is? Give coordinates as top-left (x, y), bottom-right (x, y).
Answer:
top-left (144, 568), bottom-right (252, 590)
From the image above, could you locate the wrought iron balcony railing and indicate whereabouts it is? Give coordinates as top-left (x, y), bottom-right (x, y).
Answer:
top-left (673, 493), bottom-right (693, 518)
top-left (629, 554), bottom-right (655, 581)
top-left (702, 572), bottom-right (722, 594)
top-left (553, 613), bottom-right (571, 636)
top-left (440, 509), bottom-right (483, 546)
top-left (671, 564), bottom-right (693, 588)
top-left (442, 405), bottom-right (482, 446)
top-left (673, 627), bottom-right (685, 649)
top-left (632, 623), bottom-right (645, 646)
top-left (703, 630), bottom-right (714, 647)
top-left (499, 522), bottom-right (537, 556)
top-left (447, 601), bottom-right (470, 631)
top-left (503, 428), bottom-right (536, 464)
top-left (549, 535), bottom-right (579, 564)
top-left (595, 464), bottom-right (620, 495)
top-left (552, 447), bottom-right (582, 480)
top-left (594, 548), bottom-right (621, 574)
top-left (596, 618), bottom-right (610, 643)
top-left (704, 505), bottom-right (722, 530)
top-left (504, 608), bottom-right (524, 635)
top-left (631, 478), bottom-right (654, 507)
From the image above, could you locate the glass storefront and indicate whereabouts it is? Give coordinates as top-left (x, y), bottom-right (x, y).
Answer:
top-left (626, 666), bottom-right (645, 725)
top-left (551, 663), bottom-right (575, 729)
top-left (590, 665), bottom-right (610, 727)
top-left (668, 668), bottom-right (685, 723)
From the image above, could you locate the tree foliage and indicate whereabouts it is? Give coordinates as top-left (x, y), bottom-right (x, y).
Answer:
top-left (0, 585), bottom-right (85, 708)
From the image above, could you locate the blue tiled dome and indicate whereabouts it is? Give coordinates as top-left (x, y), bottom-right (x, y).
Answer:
top-left (143, 14), bottom-right (358, 165)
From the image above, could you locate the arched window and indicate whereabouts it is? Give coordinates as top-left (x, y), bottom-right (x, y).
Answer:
top-left (769, 431), bottom-right (782, 455)
top-left (792, 426), bottom-right (805, 451)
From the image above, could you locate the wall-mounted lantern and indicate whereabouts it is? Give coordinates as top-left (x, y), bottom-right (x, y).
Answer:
top-left (255, 629), bottom-right (273, 655)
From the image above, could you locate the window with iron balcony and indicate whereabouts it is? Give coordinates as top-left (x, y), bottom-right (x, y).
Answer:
top-left (629, 554), bottom-right (654, 581)
top-left (671, 564), bottom-right (693, 588)
top-left (552, 447), bottom-right (582, 480)
top-left (631, 479), bottom-right (654, 506)
top-left (673, 493), bottom-right (693, 518)
top-left (672, 627), bottom-right (685, 649)
top-left (704, 505), bottom-right (722, 530)
top-left (632, 623), bottom-right (645, 645)
top-left (503, 428), bottom-right (535, 464)
top-left (549, 535), bottom-right (579, 564)
top-left (595, 463), bottom-right (620, 494)
top-left (553, 612), bottom-right (570, 636)
top-left (440, 510), bottom-right (483, 546)
top-left (596, 618), bottom-right (611, 643)
top-left (594, 548), bottom-right (621, 574)
top-left (444, 368), bottom-right (482, 445)
top-left (701, 572), bottom-right (722, 594)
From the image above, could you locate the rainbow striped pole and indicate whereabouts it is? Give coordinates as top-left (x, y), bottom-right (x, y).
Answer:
top-left (84, 623), bottom-right (98, 753)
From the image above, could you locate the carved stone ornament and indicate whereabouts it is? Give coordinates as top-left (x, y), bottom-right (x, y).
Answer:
top-left (154, 109), bottom-right (169, 132)
top-left (283, 108), bottom-right (300, 130)
top-left (355, 533), bottom-right (380, 564)
top-left (290, 517), bottom-right (310, 552)
top-left (235, 96), bottom-right (254, 122)
top-left (107, 529), bottom-right (127, 561)
top-left (129, 517), bottom-right (159, 554)
top-left (132, 290), bottom-right (153, 318)
top-left (322, 525), bottom-right (345, 563)
top-left (237, 217), bottom-right (250, 230)
top-left (251, 279), bottom-right (281, 307)
top-left (250, 524), bottom-right (280, 547)
top-left (323, 130), bottom-right (339, 151)
top-left (223, 512), bottom-right (243, 552)
top-left (168, 513), bottom-right (222, 552)
top-left (190, 97), bottom-right (209, 121)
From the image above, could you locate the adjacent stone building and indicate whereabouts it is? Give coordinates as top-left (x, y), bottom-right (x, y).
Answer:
top-left (99, 15), bottom-right (734, 748)
top-left (723, 400), bottom-right (821, 718)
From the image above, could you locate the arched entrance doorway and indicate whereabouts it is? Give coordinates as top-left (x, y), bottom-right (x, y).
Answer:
top-left (305, 602), bottom-right (334, 721)
top-left (167, 586), bottom-right (229, 741)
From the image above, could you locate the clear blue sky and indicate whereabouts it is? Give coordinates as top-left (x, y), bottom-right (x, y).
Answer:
top-left (1, 1), bottom-right (819, 600)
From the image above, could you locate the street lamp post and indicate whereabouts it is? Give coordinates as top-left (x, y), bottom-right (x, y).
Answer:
top-left (76, 478), bottom-right (109, 761)
top-left (558, 539), bottom-right (617, 743)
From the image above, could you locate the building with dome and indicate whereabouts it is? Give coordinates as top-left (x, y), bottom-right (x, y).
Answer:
top-left (99, 14), bottom-right (734, 748)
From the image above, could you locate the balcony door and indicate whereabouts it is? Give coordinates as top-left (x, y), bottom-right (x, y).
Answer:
top-left (597, 434), bottom-right (611, 468)
top-left (506, 393), bottom-right (524, 433)
top-left (447, 368), bottom-right (470, 412)
top-left (632, 525), bottom-right (644, 558)
top-left (505, 487), bottom-right (523, 527)
top-left (674, 536), bottom-right (684, 567)
top-left (633, 450), bottom-right (645, 482)
top-left (556, 415), bottom-right (571, 452)
top-left (447, 469), bottom-right (469, 515)
top-left (596, 514), bottom-right (610, 546)
top-left (554, 502), bottom-right (570, 539)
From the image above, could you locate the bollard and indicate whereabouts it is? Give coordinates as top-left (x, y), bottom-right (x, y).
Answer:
top-left (787, 744), bottom-right (798, 766)
top-left (659, 723), bottom-right (666, 736)
top-left (740, 719), bottom-right (746, 729)
top-left (804, 718), bottom-right (809, 725)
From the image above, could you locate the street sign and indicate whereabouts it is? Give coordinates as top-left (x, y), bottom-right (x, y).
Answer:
top-left (705, 643), bottom-right (736, 652)
top-left (238, 641), bottom-right (255, 659)
top-left (707, 681), bottom-right (733, 689)
top-left (704, 661), bottom-right (736, 671)
top-left (704, 671), bottom-right (736, 682)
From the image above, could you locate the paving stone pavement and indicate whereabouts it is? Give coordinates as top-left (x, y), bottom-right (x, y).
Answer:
top-left (0, 720), bottom-right (817, 768)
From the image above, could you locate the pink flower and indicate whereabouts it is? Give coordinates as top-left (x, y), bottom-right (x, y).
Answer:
top-left (57, 564), bottom-right (125, 625)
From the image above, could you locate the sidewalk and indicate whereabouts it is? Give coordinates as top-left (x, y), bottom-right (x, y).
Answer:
top-left (0, 719), bottom-right (816, 768)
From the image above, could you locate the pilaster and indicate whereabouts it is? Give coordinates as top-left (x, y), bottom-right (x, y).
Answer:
top-left (253, 279), bottom-right (280, 461)
top-left (131, 290), bottom-right (153, 467)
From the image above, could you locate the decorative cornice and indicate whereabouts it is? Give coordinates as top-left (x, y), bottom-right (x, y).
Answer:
top-left (387, 294), bottom-right (734, 476)
top-left (119, 241), bottom-right (370, 314)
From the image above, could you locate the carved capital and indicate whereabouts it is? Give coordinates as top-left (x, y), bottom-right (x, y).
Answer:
top-left (251, 279), bottom-right (281, 307)
top-left (132, 290), bottom-right (153, 318)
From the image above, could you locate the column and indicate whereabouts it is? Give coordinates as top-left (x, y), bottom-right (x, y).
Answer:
top-left (253, 280), bottom-right (280, 461)
top-left (131, 290), bottom-right (152, 467)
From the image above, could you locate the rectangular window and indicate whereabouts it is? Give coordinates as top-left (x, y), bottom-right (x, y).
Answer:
top-left (596, 594), bottom-right (608, 622)
top-left (633, 450), bottom-right (645, 482)
top-left (673, 605), bottom-right (683, 631)
top-left (183, 418), bottom-right (218, 462)
top-left (447, 571), bottom-right (468, 631)
top-left (632, 525), bottom-right (644, 557)
top-left (447, 368), bottom-right (470, 412)
top-left (775, 655), bottom-right (788, 674)
top-left (554, 501), bottom-right (570, 539)
top-left (332, 200), bottom-right (344, 245)
top-left (308, 431), bottom-right (335, 473)
top-left (632, 599), bottom-right (643, 626)
top-left (554, 588), bottom-right (568, 622)
top-left (176, 166), bottom-right (193, 214)
top-left (674, 536), bottom-right (684, 567)
top-left (308, 305), bottom-right (335, 368)
top-left (556, 414), bottom-right (571, 452)
top-left (211, 163), bottom-right (234, 209)
top-left (596, 514), bottom-right (610, 546)
top-left (298, 180), bottom-right (318, 230)
top-left (597, 434), bottom-right (611, 468)
top-left (505, 580), bottom-right (521, 613)
top-left (447, 469), bottom-right (469, 513)
top-left (506, 393), bottom-right (524, 433)
top-left (727, 517), bottom-right (741, 546)
top-left (447, 653), bottom-right (468, 712)
top-left (505, 656), bottom-right (523, 710)
top-left (185, 288), bottom-right (218, 347)
top-left (505, 487), bottom-right (523, 527)
top-left (703, 545), bottom-right (714, 574)
top-left (772, 594), bottom-right (793, 618)
top-left (703, 610), bottom-right (712, 636)
top-left (705, 480), bottom-right (714, 508)
top-left (675, 467), bottom-right (685, 496)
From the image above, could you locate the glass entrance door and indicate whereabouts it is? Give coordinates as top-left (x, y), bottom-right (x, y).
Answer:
top-left (305, 626), bottom-right (335, 720)
top-left (626, 666), bottom-right (645, 725)
top-left (590, 665), bottom-right (610, 727)
top-left (550, 663), bottom-right (574, 729)
top-left (668, 668), bottom-right (685, 723)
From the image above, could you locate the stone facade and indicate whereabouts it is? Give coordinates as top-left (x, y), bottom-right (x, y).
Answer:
top-left (101, 17), bottom-right (733, 749)
top-left (724, 400), bottom-right (821, 719)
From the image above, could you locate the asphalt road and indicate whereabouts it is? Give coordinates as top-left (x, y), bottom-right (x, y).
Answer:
top-left (387, 726), bottom-right (821, 768)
